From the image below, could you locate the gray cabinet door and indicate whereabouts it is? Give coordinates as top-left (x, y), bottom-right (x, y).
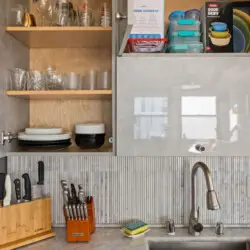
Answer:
top-left (117, 55), bottom-right (250, 156)
top-left (0, 0), bottom-right (29, 157)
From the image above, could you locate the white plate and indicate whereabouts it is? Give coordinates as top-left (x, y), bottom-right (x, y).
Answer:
top-left (25, 128), bottom-right (63, 135)
top-left (18, 132), bottom-right (71, 141)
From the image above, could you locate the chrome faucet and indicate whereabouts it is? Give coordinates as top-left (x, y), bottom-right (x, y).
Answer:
top-left (189, 162), bottom-right (220, 236)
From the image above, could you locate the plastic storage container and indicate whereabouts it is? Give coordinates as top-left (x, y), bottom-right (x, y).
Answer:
top-left (185, 9), bottom-right (200, 20)
top-left (169, 31), bottom-right (201, 42)
top-left (169, 11), bottom-right (185, 21)
top-left (167, 42), bottom-right (204, 53)
top-left (169, 20), bottom-right (201, 31)
top-left (127, 38), bottom-right (167, 53)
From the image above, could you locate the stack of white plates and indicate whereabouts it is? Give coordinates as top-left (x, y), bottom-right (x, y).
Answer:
top-left (18, 128), bottom-right (71, 149)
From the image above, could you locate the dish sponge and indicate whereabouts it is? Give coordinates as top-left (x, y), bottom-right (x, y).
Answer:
top-left (123, 220), bottom-right (149, 236)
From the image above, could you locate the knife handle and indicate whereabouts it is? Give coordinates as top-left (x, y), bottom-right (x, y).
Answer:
top-left (37, 161), bottom-right (44, 185)
top-left (22, 173), bottom-right (31, 201)
top-left (14, 178), bottom-right (21, 202)
top-left (70, 184), bottom-right (77, 204)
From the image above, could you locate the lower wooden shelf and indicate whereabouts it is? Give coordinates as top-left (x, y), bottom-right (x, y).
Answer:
top-left (0, 231), bottom-right (56, 250)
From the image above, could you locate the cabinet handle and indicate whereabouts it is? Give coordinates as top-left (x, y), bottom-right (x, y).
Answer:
top-left (1, 131), bottom-right (16, 145)
top-left (109, 137), bottom-right (113, 144)
top-left (116, 12), bottom-right (127, 21)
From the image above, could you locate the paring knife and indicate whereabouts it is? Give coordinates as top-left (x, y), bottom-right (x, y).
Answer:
top-left (3, 175), bottom-right (11, 206)
top-left (14, 179), bottom-right (21, 203)
top-left (0, 173), bottom-right (6, 206)
top-left (22, 173), bottom-right (31, 202)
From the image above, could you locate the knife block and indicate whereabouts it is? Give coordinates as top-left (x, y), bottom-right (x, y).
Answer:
top-left (66, 219), bottom-right (91, 242)
top-left (87, 198), bottom-right (95, 233)
top-left (0, 197), bottom-right (55, 250)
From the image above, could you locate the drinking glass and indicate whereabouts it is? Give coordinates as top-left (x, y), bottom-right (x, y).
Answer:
top-left (27, 71), bottom-right (46, 90)
top-left (9, 68), bottom-right (27, 90)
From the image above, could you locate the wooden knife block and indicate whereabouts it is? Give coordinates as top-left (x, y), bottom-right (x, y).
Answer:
top-left (0, 197), bottom-right (56, 250)
top-left (65, 199), bottom-right (95, 243)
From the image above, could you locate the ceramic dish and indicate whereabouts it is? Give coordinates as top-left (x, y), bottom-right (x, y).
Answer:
top-left (18, 140), bottom-right (71, 149)
top-left (209, 33), bottom-right (232, 46)
top-left (233, 25), bottom-right (246, 52)
top-left (25, 128), bottom-right (63, 135)
top-left (211, 22), bottom-right (227, 32)
top-left (209, 28), bottom-right (230, 38)
top-left (233, 14), bottom-right (250, 51)
top-left (18, 139), bottom-right (71, 145)
top-left (18, 132), bottom-right (71, 141)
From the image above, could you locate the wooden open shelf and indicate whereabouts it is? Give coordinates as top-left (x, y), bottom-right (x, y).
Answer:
top-left (6, 27), bottom-right (112, 48)
top-left (6, 90), bottom-right (112, 100)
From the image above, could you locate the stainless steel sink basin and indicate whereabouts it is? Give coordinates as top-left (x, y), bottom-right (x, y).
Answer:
top-left (148, 241), bottom-right (250, 250)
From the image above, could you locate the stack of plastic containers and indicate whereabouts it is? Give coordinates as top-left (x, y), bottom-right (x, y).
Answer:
top-left (167, 10), bottom-right (204, 53)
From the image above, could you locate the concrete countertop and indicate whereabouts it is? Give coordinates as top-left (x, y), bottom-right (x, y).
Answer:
top-left (19, 228), bottom-right (250, 250)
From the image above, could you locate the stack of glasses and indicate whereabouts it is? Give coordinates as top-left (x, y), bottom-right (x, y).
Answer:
top-left (167, 10), bottom-right (204, 53)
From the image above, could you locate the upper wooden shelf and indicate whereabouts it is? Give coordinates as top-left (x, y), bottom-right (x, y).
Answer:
top-left (6, 90), bottom-right (112, 100)
top-left (6, 26), bottom-right (112, 48)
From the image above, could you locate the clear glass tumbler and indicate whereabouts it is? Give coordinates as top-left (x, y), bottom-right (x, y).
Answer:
top-left (9, 68), bottom-right (27, 90)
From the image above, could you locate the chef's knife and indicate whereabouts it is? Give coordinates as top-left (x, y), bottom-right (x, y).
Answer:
top-left (0, 173), bottom-right (6, 206)
top-left (3, 175), bottom-right (11, 206)
top-left (71, 183), bottom-right (78, 204)
top-left (22, 173), bottom-right (31, 202)
top-left (14, 178), bottom-right (21, 203)
top-left (37, 161), bottom-right (45, 196)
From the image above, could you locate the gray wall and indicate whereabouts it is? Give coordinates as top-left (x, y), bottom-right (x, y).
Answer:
top-left (7, 155), bottom-right (250, 227)
top-left (0, 157), bottom-right (7, 173)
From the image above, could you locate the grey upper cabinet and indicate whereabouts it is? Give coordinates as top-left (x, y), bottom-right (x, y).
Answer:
top-left (117, 55), bottom-right (250, 156)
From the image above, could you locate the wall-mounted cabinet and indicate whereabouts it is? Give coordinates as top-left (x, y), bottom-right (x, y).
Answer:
top-left (117, 55), bottom-right (250, 156)
top-left (1, 0), bottom-right (114, 155)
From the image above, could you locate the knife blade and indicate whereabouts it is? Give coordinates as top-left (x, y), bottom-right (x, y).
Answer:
top-left (37, 161), bottom-right (45, 196)
top-left (71, 183), bottom-right (77, 204)
top-left (22, 173), bottom-right (31, 202)
top-left (3, 175), bottom-right (11, 206)
top-left (13, 178), bottom-right (21, 203)
top-left (0, 173), bottom-right (6, 206)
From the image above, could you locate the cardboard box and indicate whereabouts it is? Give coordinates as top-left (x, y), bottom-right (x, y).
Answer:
top-left (129, 0), bottom-right (165, 38)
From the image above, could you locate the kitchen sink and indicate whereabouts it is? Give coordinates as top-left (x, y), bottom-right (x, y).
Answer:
top-left (148, 241), bottom-right (250, 250)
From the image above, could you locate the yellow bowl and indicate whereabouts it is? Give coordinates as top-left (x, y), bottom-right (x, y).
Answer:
top-left (209, 28), bottom-right (230, 38)
top-left (209, 33), bottom-right (231, 46)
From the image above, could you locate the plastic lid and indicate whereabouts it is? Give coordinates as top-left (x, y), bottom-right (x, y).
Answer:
top-left (171, 31), bottom-right (201, 37)
top-left (75, 123), bottom-right (105, 134)
top-left (169, 10), bottom-right (185, 20)
top-left (177, 19), bottom-right (200, 25)
top-left (185, 9), bottom-right (200, 13)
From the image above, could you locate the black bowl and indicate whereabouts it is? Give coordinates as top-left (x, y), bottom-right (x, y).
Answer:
top-left (75, 134), bottom-right (105, 149)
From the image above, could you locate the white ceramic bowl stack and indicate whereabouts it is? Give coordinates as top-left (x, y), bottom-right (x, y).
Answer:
top-left (18, 128), bottom-right (72, 149)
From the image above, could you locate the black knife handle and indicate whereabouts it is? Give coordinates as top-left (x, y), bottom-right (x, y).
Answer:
top-left (22, 173), bottom-right (31, 201)
top-left (37, 161), bottom-right (44, 185)
top-left (71, 184), bottom-right (77, 204)
top-left (14, 179), bottom-right (21, 201)
top-left (0, 173), bottom-right (6, 200)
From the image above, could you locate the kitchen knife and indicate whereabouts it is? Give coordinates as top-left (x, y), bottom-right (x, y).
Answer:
top-left (22, 173), bottom-right (31, 202)
top-left (83, 202), bottom-right (88, 219)
top-left (76, 204), bottom-right (81, 220)
top-left (0, 173), bottom-right (6, 206)
top-left (78, 190), bottom-right (85, 204)
top-left (63, 190), bottom-right (69, 205)
top-left (68, 205), bottom-right (74, 220)
top-left (3, 175), bottom-right (11, 206)
top-left (14, 178), bottom-right (21, 203)
top-left (80, 204), bottom-right (85, 220)
top-left (61, 180), bottom-right (68, 188)
top-left (64, 205), bottom-right (71, 220)
top-left (71, 183), bottom-right (78, 204)
top-left (62, 184), bottom-right (72, 204)
top-left (72, 204), bottom-right (77, 220)
top-left (78, 184), bottom-right (83, 191)
top-left (37, 161), bottom-right (45, 196)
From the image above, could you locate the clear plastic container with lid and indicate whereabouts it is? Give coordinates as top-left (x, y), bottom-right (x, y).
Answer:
top-left (169, 20), bottom-right (201, 32)
top-left (167, 42), bottom-right (204, 53)
top-left (168, 31), bottom-right (201, 42)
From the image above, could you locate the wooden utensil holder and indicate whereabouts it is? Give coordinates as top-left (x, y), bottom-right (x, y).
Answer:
top-left (0, 197), bottom-right (55, 250)
top-left (65, 198), bottom-right (96, 242)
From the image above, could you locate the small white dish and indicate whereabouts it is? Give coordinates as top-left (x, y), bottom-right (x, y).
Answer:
top-left (25, 128), bottom-right (63, 135)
